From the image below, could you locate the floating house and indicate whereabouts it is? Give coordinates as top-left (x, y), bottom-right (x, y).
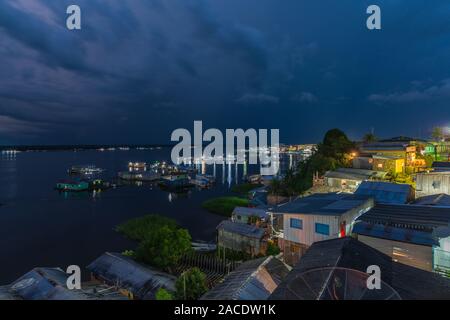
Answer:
top-left (55, 180), bottom-right (89, 192)
top-left (415, 172), bottom-right (450, 197)
top-left (217, 220), bottom-right (267, 257)
top-left (323, 168), bottom-right (387, 192)
top-left (158, 174), bottom-right (192, 190)
top-left (270, 193), bottom-right (374, 265)
top-left (201, 256), bottom-right (290, 300)
top-left (355, 181), bottom-right (415, 204)
top-left (86, 252), bottom-right (176, 300)
top-left (352, 204), bottom-right (450, 274)
top-left (118, 171), bottom-right (160, 182)
top-left (269, 237), bottom-right (450, 300)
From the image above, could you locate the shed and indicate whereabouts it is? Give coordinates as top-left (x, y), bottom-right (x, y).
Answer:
top-left (217, 220), bottom-right (267, 256)
top-left (86, 252), bottom-right (176, 299)
top-left (416, 172), bottom-right (450, 197)
top-left (355, 181), bottom-right (415, 204)
top-left (201, 256), bottom-right (290, 300)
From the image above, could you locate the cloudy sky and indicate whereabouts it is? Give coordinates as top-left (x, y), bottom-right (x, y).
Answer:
top-left (0, 0), bottom-right (449, 145)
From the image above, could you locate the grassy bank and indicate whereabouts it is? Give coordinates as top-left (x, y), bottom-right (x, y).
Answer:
top-left (202, 196), bottom-right (249, 216)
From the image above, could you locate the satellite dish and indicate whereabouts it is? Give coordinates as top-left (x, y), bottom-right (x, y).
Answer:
top-left (11, 278), bottom-right (37, 291)
top-left (285, 267), bottom-right (401, 300)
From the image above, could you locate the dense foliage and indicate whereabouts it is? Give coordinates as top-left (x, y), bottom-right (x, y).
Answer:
top-left (202, 196), bottom-right (249, 216)
top-left (271, 128), bottom-right (355, 196)
top-left (155, 288), bottom-right (174, 300)
top-left (117, 215), bottom-right (192, 270)
top-left (175, 267), bottom-right (208, 300)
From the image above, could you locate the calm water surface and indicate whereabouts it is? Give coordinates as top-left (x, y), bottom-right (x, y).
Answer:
top-left (0, 148), bottom-right (292, 283)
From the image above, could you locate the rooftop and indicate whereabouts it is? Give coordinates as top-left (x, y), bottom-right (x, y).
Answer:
top-left (86, 252), bottom-right (176, 299)
top-left (432, 161), bottom-right (450, 169)
top-left (355, 203), bottom-right (450, 232)
top-left (355, 181), bottom-right (413, 204)
top-left (271, 193), bottom-right (373, 216)
top-left (413, 194), bottom-right (450, 207)
top-left (324, 168), bottom-right (387, 181)
top-left (232, 207), bottom-right (269, 219)
top-left (201, 256), bottom-right (290, 300)
top-left (269, 237), bottom-right (450, 300)
top-left (217, 220), bottom-right (266, 239)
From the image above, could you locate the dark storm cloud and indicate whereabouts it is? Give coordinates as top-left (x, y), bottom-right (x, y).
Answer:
top-left (0, 0), bottom-right (450, 144)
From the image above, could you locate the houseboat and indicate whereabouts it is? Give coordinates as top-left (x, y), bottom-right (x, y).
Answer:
top-left (128, 162), bottom-right (147, 171)
top-left (158, 174), bottom-right (192, 190)
top-left (118, 171), bottom-right (160, 182)
top-left (68, 165), bottom-right (103, 175)
top-left (55, 180), bottom-right (89, 192)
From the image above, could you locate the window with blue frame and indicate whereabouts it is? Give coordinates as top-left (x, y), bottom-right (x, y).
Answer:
top-left (290, 218), bottom-right (303, 229)
top-left (315, 223), bottom-right (330, 235)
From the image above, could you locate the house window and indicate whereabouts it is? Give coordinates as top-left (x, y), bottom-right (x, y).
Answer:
top-left (290, 218), bottom-right (303, 229)
top-left (315, 223), bottom-right (330, 236)
top-left (377, 163), bottom-right (383, 169)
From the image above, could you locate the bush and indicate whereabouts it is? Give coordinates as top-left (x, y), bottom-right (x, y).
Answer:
top-left (155, 288), bottom-right (174, 300)
top-left (202, 197), bottom-right (249, 216)
top-left (175, 268), bottom-right (208, 300)
top-left (117, 215), bottom-right (192, 270)
top-left (266, 241), bottom-right (280, 256)
top-left (117, 214), bottom-right (177, 242)
top-left (136, 225), bottom-right (192, 270)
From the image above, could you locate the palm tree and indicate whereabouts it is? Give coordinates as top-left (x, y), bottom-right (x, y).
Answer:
top-left (362, 132), bottom-right (377, 143)
top-left (431, 126), bottom-right (444, 142)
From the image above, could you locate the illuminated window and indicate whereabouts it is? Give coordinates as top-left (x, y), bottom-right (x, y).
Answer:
top-left (377, 163), bottom-right (383, 168)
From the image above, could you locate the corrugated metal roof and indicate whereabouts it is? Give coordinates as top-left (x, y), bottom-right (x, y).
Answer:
top-left (432, 161), bottom-right (450, 169)
top-left (217, 220), bottom-right (265, 239)
top-left (201, 256), bottom-right (290, 300)
top-left (232, 207), bottom-right (268, 219)
top-left (355, 181), bottom-right (412, 204)
top-left (353, 221), bottom-right (438, 246)
top-left (324, 168), bottom-right (386, 181)
top-left (86, 252), bottom-right (176, 299)
top-left (355, 204), bottom-right (450, 231)
top-left (9, 268), bottom-right (88, 300)
top-left (269, 237), bottom-right (450, 300)
top-left (413, 194), bottom-right (450, 207)
top-left (271, 193), bottom-right (372, 216)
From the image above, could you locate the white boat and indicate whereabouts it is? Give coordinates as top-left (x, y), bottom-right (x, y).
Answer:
top-left (68, 165), bottom-right (103, 175)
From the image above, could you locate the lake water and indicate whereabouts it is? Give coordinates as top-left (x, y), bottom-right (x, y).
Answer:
top-left (0, 148), bottom-right (297, 283)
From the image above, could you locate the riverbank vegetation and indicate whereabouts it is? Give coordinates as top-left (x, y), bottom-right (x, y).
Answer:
top-left (117, 214), bottom-right (192, 270)
top-left (202, 196), bottom-right (249, 216)
top-left (175, 267), bottom-right (208, 300)
top-left (270, 128), bottom-right (355, 196)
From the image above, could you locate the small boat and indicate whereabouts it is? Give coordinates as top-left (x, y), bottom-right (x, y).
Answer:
top-left (192, 242), bottom-right (217, 252)
top-left (68, 165), bottom-right (103, 175)
top-left (196, 174), bottom-right (215, 184)
top-left (247, 174), bottom-right (262, 184)
top-left (190, 177), bottom-right (210, 189)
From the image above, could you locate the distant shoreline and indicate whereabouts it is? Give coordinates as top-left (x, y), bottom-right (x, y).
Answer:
top-left (0, 144), bottom-right (174, 152)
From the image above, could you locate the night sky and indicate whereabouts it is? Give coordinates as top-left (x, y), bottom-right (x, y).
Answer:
top-left (0, 0), bottom-right (450, 145)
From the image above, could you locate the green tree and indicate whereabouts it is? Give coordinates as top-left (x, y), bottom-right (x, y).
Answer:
top-left (136, 225), bottom-right (192, 270)
top-left (432, 126), bottom-right (444, 142)
top-left (155, 288), bottom-right (174, 300)
top-left (175, 268), bottom-right (208, 300)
